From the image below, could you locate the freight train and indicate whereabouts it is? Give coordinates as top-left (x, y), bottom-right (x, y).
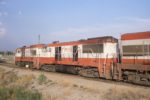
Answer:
top-left (15, 31), bottom-right (150, 86)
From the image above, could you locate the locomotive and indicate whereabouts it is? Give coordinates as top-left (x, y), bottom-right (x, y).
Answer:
top-left (15, 31), bottom-right (150, 86)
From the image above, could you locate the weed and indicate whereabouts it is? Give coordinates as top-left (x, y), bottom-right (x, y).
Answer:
top-left (72, 84), bottom-right (78, 87)
top-left (0, 68), bottom-right (42, 100)
top-left (103, 87), bottom-right (150, 100)
top-left (15, 74), bottom-right (35, 88)
top-left (0, 87), bottom-right (41, 100)
top-left (38, 73), bottom-right (47, 85)
top-left (0, 71), bottom-right (18, 86)
top-left (0, 68), bottom-right (5, 73)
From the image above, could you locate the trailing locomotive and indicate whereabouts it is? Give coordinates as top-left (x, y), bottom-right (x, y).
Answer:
top-left (15, 31), bottom-right (150, 86)
top-left (118, 31), bottom-right (150, 85)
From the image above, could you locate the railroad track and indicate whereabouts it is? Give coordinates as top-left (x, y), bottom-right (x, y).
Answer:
top-left (0, 62), bottom-right (149, 88)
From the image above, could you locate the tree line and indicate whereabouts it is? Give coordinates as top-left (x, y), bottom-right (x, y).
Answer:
top-left (0, 51), bottom-right (14, 55)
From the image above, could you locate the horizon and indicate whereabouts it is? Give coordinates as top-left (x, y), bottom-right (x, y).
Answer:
top-left (0, 0), bottom-right (150, 51)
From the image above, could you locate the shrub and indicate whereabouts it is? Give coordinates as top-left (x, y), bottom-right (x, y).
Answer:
top-left (0, 71), bottom-right (18, 86)
top-left (15, 75), bottom-right (34, 88)
top-left (38, 73), bottom-right (47, 84)
top-left (0, 68), bottom-right (42, 100)
top-left (0, 87), bottom-right (41, 100)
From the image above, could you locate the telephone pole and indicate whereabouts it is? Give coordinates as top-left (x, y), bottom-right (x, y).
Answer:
top-left (38, 34), bottom-right (40, 44)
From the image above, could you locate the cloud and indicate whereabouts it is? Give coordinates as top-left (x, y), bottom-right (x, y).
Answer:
top-left (0, 12), bottom-right (2, 17)
top-left (43, 26), bottom-right (122, 43)
top-left (0, 1), bottom-right (6, 5)
top-left (3, 11), bottom-right (8, 16)
top-left (0, 11), bottom-right (8, 17)
top-left (42, 17), bottom-right (150, 42)
top-left (114, 17), bottom-right (150, 33)
top-left (0, 27), bottom-right (6, 37)
top-left (116, 17), bottom-right (150, 24)
top-left (132, 17), bottom-right (150, 23)
top-left (0, 22), bottom-right (6, 38)
top-left (18, 10), bottom-right (22, 15)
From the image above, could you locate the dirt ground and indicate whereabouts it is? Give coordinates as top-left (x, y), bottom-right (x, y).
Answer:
top-left (0, 65), bottom-right (150, 100)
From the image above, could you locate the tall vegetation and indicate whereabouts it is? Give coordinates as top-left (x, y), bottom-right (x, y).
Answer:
top-left (0, 68), bottom-right (42, 100)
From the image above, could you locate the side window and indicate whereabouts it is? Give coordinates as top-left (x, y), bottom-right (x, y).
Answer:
top-left (42, 47), bottom-right (47, 53)
top-left (16, 49), bottom-right (21, 55)
top-left (123, 45), bottom-right (150, 56)
top-left (31, 50), bottom-right (36, 56)
top-left (83, 44), bottom-right (103, 53)
top-left (47, 47), bottom-right (51, 52)
top-left (17, 50), bottom-right (21, 53)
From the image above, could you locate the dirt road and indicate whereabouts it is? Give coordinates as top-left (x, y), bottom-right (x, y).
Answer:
top-left (0, 65), bottom-right (150, 100)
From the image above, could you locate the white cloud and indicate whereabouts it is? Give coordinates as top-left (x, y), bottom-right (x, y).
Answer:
top-left (133, 17), bottom-right (150, 23)
top-left (0, 1), bottom-right (6, 5)
top-left (0, 11), bottom-right (8, 17)
top-left (42, 17), bottom-right (150, 42)
top-left (114, 17), bottom-right (150, 33)
top-left (18, 10), bottom-right (22, 15)
top-left (0, 22), bottom-right (6, 38)
top-left (116, 17), bottom-right (150, 24)
top-left (0, 12), bottom-right (2, 17)
top-left (0, 27), bottom-right (6, 38)
top-left (3, 11), bottom-right (8, 16)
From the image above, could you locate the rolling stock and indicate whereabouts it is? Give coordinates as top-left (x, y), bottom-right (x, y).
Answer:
top-left (15, 31), bottom-right (150, 86)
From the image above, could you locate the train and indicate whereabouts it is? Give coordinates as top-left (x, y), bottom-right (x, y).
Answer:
top-left (15, 31), bottom-right (150, 86)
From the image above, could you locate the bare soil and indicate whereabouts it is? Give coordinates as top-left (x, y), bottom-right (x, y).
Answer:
top-left (0, 65), bottom-right (150, 100)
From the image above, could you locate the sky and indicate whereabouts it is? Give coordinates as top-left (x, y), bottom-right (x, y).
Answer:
top-left (0, 0), bottom-right (150, 51)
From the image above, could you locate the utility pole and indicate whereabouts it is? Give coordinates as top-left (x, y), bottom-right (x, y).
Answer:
top-left (38, 34), bottom-right (40, 69)
top-left (38, 34), bottom-right (40, 44)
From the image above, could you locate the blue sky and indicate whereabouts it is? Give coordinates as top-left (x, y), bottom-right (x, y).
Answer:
top-left (0, 0), bottom-right (150, 51)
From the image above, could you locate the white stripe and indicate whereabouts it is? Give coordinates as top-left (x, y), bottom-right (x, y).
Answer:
top-left (122, 39), bottom-right (150, 45)
top-left (123, 56), bottom-right (150, 59)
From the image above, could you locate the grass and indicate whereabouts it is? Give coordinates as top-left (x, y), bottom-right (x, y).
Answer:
top-left (0, 70), bottom-right (18, 86)
top-left (38, 73), bottom-right (47, 85)
top-left (0, 68), bottom-right (42, 100)
top-left (15, 74), bottom-right (35, 88)
top-left (103, 86), bottom-right (150, 100)
top-left (0, 87), bottom-right (41, 100)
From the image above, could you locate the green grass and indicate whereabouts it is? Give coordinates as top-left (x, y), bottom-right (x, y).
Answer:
top-left (38, 73), bottom-right (47, 84)
top-left (0, 68), bottom-right (42, 100)
top-left (0, 87), bottom-right (41, 100)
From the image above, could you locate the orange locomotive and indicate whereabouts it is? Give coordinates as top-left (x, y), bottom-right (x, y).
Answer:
top-left (117, 31), bottom-right (150, 85)
top-left (15, 32), bottom-right (150, 86)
